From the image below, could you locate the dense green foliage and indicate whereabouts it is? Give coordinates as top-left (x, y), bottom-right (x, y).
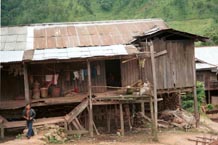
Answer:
top-left (182, 82), bottom-right (205, 112)
top-left (1, 0), bottom-right (218, 45)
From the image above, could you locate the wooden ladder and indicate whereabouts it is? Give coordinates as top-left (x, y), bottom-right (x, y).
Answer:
top-left (64, 98), bottom-right (89, 134)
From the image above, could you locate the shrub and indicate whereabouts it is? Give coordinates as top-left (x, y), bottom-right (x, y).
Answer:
top-left (181, 81), bottom-right (205, 112)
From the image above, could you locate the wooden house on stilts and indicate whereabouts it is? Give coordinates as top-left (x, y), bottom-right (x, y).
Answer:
top-left (0, 19), bottom-right (208, 139)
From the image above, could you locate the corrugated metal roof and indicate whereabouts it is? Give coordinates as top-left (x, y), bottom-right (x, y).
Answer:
top-left (133, 28), bottom-right (208, 42)
top-left (195, 46), bottom-right (218, 68)
top-left (0, 19), bottom-right (166, 62)
top-left (32, 45), bottom-right (136, 61)
top-left (33, 19), bottom-right (168, 49)
top-left (0, 26), bottom-right (34, 51)
top-left (0, 51), bottom-right (24, 63)
top-left (196, 63), bottom-right (216, 70)
top-left (1, 19), bottom-right (168, 51)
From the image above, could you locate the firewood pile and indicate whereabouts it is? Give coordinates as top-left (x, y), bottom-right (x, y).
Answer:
top-left (133, 112), bottom-right (149, 128)
top-left (133, 108), bottom-right (196, 131)
top-left (159, 109), bottom-right (196, 129)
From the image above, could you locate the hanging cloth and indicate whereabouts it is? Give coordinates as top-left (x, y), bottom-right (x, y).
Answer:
top-left (45, 75), bottom-right (53, 82)
top-left (54, 74), bottom-right (59, 85)
top-left (73, 71), bottom-right (79, 80)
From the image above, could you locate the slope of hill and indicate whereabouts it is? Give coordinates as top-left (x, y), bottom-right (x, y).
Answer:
top-left (1, 0), bottom-right (218, 45)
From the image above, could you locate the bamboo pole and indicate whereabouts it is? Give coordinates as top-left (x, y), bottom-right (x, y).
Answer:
top-left (87, 60), bottom-right (93, 137)
top-left (150, 42), bottom-right (158, 141)
top-left (23, 63), bottom-right (30, 103)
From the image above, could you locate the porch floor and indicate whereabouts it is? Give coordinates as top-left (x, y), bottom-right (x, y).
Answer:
top-left (0, 90), bottom-right (128, 110)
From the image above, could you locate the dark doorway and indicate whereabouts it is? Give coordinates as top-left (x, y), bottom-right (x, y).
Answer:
top-left (105, 59), bottom-right (121, 87)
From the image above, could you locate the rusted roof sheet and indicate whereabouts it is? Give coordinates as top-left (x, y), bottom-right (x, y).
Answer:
top-left (33, 19), bottom-right (168, 49)
top-left (0, 19), bottom-right (167, 62)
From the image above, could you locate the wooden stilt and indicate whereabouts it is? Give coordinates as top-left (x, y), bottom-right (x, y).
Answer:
top-left (64, 121), bottom-right (68, 131)
top-left (115, 104), bottom-right (119, 128)
top-left (208, 90), bottom-right (211, 104)
top-left (0, 124), bottom-right (4, 139)
top-left (178, 91), bottom-right (182, 106)
top-left (149, 97), bottom-right (154, 135)
top-left (192, 48), bottom-right (199, 128)
top-left (150, 42), bottom-right (158, 141)
top-left (119, 103), bottom-right (124, 136)
top-left (141, 101), bottom-right (145, 116)
top-left (107, 106), bottom-right (111, 133)
top-left (23, 63), bottom-right (30, 103)
top-left (124, 104), bottom-right (132, 131)
top-left (87, 60), bottom-right (94, 137)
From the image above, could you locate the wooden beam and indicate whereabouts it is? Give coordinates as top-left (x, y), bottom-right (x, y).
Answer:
top-left (87, 60), bottom-right (94, 137)
top-left (192, 48), bottom-right (199, 128)
top-left (122, 57), bottom-right (137, 64)
top-left (119, 103), bottom-right (124, 136)
top-left (23, 63), bottom-right (30, 103)
top-left (150, 42), bottom-right (158, 141)
top-left (154, 50), bottom-right (167, 58)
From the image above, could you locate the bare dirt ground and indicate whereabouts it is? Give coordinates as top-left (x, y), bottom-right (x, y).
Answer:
top-left (1, 130), bottom-right (217, 145)
top-left (1, 116), bottom-right (217, 145)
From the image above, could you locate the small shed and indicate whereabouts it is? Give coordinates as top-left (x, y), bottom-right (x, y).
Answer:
top-left (195, 46), bottom-right (218, 104)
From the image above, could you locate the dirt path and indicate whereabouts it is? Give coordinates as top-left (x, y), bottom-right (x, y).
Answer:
top-left (0, 131), bottom-right (216, 145)
top-left (1, 116), bottom-right (217, 145)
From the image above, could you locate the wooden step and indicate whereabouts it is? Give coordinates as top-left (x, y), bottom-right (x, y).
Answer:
top-left (65, 98), bottom-right (88, 123)
top-left (3, 116), bottom-right (65, 129)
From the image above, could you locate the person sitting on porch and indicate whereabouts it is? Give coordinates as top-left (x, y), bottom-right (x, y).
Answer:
top-left (22, 103), bottom-right (36, 139)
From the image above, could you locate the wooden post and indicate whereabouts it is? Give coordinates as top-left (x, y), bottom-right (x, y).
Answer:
top-left (115, 104), bottom-right (119, 128)
top-left (149, 97), bottom-right (154, 135)
top-left (23, 63), bottom-right (30, 103)
top-left (150, 42), bottom-right (158, 141)
top-left (141, 101), bottom-right (145, 116)
top-left (178, 91), bottom-right (182, 106)
top-left (0, 124), bottom-right (4, 139)
top-left (107, 106), bottom-right (111, 133)
top-left (192, 48), bottom-right (199, 128)
top-left (87, 60), bottom-right (93, 137)
top-left (119, 103), bottom-right (124, 136)
top-left (208, 90), bottom-right (211, 104)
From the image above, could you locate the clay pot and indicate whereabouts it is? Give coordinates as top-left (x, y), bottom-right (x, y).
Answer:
top-left (40, 88), bottom-right (48, 98)
top-left (52, 87), bottom-right (61, 97)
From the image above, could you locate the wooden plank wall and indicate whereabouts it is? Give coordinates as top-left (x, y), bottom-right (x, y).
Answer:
top-left (142, 39), bottom-right (195, 89)
top-left (196, 70), bottom-right (217, 90)
top-left (121, 59), bottom-right (139, 87)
